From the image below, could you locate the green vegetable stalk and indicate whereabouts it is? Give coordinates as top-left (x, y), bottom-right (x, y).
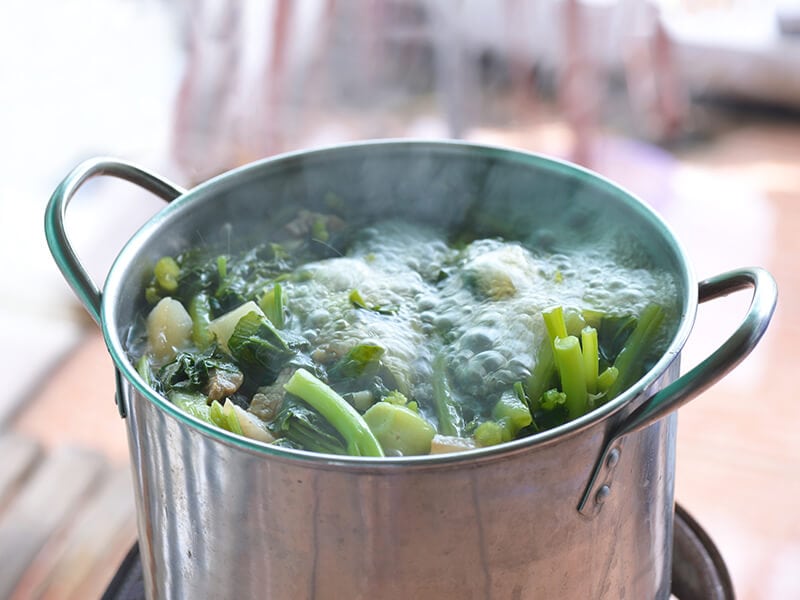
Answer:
top-left (228, 311), bottom-right (295, 379)
top-left (606, 303), bottom-right (665, 399)
top-left (170, 391), bottom-right (212, 422)
top-left (136, 355), bottom-right (154, 387)
top-left (259, 283), bottom-right (285, 328)
top-left (492, 390), bottom-right (533, 437)
top-left (553, 335), bottom-right (588, 419)
top-left (272, 396), bottom-right (348, 455)
top-left (432, 353), bottom-right (464, 436)
top-left (209, 399), bottom-right (244, 435)
top-left (525, 338), bottom-right (556, 406)
top-left (543, 306), bottom-right (568, 348)
top-left (328, 344), bottom-right (385, 382)
top-left (597, 366), bottom-right (619, 393)
top-left (284, 368), bottom-right (384, 457)
top-left (189, 292), bottom-right (214, 350)
top-left (581, 326), bottom-right (599, 394)
top-left (154, 256), bottom-right (180, 293)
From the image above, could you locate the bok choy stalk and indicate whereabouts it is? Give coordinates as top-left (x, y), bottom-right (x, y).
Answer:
top-left (431, 353), bottom-right (464, 436)
top-left (606, 303), bottom-right (665, 398)
top-left (259, 283), bottom-right (285, 328)
top-left (189, 292), bottom-right (214, 350)
top-left (284, 368), bottom-right (384, 457)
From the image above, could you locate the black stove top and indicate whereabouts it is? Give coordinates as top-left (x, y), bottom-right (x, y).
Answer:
top-left (103, 504), bottom-right (733, 600)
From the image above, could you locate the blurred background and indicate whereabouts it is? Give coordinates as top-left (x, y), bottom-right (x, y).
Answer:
top-left (1, 0), bottom-right (798, 597)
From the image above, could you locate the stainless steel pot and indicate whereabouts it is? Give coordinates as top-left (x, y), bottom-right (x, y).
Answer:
top-left (46, 141), bottom-right (777, 600)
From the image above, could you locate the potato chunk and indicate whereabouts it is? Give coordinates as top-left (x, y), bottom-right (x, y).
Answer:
top-left (146, 297), bottom-right (193, 362)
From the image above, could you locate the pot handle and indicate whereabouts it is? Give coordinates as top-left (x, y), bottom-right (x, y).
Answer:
top-left (578, 267), bottom-right (777, 517)
top-left (45, 157), bottom-right (187, 325)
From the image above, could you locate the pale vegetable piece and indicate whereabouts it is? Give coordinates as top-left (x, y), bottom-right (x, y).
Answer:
top-left (463, 245), bottom-right (538, 300)
top-left (146, 297), bottom-right (193, 362)
top-left (362, 402), bottom-right (436, 456)
top-left (233, 404), bottom-right (276, 443)
top-left (429, 434), bottom-right (478, 454)
top-left (208, 301), bottom-right (265, 353)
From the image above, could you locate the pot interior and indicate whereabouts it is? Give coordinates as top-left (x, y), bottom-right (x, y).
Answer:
top-left (104, 140), bottom-right (695, 456)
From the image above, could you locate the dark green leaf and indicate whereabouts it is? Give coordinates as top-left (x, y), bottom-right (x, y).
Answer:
top-left (227, 312), bottom-right (298, 381)
top-left (271, 395), bottom-right (347, 455)
top-left (327, 344), bottom-right (385, 382)
top-left (158, 347), bottom-right (240, 393)
top-left (598, 315), bottom-right (637, 366)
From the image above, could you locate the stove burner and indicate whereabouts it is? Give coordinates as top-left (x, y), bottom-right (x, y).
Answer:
top-left (102, 503), bottom-right (733, 600)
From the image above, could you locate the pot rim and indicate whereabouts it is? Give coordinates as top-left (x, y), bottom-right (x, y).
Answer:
top-left (102, 138), bottom-right (697, 468)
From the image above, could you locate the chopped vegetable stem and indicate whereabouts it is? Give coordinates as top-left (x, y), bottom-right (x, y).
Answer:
top-left (597, 366), bottom-right (619, 393)
top-left (260, 283), bottom-right (285, 328)
top-left (607, 304), bottom-right (665, 398)
top-left (189, 293), bottom-right (214, 350)
top-left (284, 369), bottom-right (384, 457)
top-left (525, 338), bottom-right (556, 406)
top-left (432, 354), bottom-right (464, 436)
top-left (581, 326), bottom-right (599, 394)
top-left (554, 335), bottom-right (588, 419)
top-left (543, 306), bottom-right (568, 346)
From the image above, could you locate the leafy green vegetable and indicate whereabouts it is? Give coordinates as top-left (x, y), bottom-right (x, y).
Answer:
top-left (327, 344), bottom-right (385, 383)
top-left (271, 394), bottom-right (348, 455)
top-left (543, 306), bottom-right (568, 349)
top-left (136, 354), bottom-right (154, 387)
top-left (598, 314), bottom-right (638, 367)
top-left (259, 283), bottom-right (285, 328)
top-left (525, 338), bottom-right (557, 406)
top-left (597, 366), bottom-right (619, 393)
top-left (227, 311), bottom-right (298, 382)
top-left (138, 217), bottom-right (672, 455)
top-left (491, 389), bottom-right (532, 437)
top-left (154, 257), bottom-right (180, 293)
top-left (284, 368), bottom-right (384, 457)
top-left (553, 335), bottom-right (588, 419)
top-left (189, 292), bottom-right (214, 350)
top-left (530, 389), bottom-right (569, 430)
top-left (209, 399), bottom-right (244, 435)
top-left (170, 391), bottom-right (212, 422)
top-left (432, 353), bottom-right (464, 436)
top-left (349, 289), bottom-right (398, 315)
top-left (164, 243), bottom-right (295, 314)
top-left (606, 304), bottom-right (665, 398)
top-left (473, 421), bottom-right (509, 447)
top-left (157, 347), bottom-right (241, 393)
top-left (581, 326), bottom-right (599, 394)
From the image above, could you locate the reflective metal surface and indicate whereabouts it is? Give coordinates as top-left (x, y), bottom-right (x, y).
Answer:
top-left (124, 376), bottom-right (677, 599)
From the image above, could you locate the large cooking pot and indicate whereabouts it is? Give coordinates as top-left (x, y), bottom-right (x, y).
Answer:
top-left (46, 141), bottom-right (776, 599)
